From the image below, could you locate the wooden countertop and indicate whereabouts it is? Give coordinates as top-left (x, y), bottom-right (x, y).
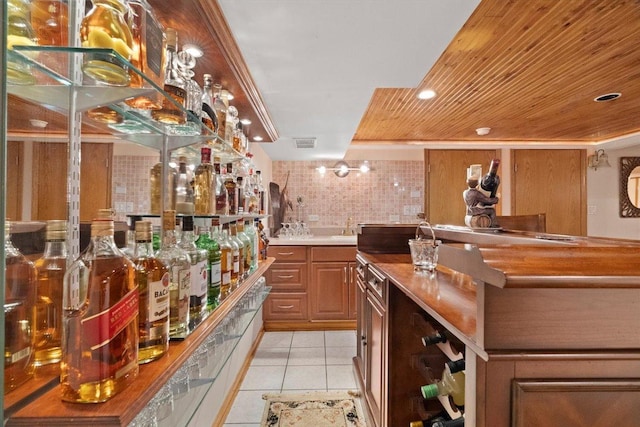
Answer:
top-left (269, 236), bottom-right (357, 246)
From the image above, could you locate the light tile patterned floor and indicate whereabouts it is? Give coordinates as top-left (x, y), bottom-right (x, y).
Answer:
top-left (223, 330), bottom-right (357, 426)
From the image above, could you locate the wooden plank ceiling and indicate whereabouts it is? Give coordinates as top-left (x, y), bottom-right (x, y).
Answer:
top-left (352, 0), bottom-right (640, 145)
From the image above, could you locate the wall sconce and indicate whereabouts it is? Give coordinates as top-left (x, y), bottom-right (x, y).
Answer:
top-left (587, 149), bottom-right (612, 171)
top-left (316, 161), bottom-right (372, 178)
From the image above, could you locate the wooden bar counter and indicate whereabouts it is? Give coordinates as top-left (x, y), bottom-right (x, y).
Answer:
top-left (353, 224), bottom-right (640, 427)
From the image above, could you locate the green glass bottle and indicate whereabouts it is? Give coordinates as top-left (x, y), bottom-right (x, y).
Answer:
top-left (196, 224), bottom-right (222, 311)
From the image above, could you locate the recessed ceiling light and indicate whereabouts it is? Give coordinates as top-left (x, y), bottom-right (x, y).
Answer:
top-left (253, 136), bottom-right (263, 142)
top-left (240, 118), bottom-right (252, 125)
top-left (476, 127), bottom-right (491, 136)
top-left (183, 44), bottom-right (203, 58)
top-left (417, 89), bottom-right (436, 100)
top-left (594, 92), bottom-right (621, 102)
top-left (29, 119), bottom-right (48, 128)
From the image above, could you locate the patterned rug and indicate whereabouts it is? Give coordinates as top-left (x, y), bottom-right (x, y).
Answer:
top-left (261, 391), bottom-right (367, 426)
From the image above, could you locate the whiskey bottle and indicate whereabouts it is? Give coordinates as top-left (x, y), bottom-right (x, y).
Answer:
top-left (224, 162), bottom-right (238, 215)
top-left (256, 170), bottom-right (266, 214)
top-left (4, 221), bottom-right (37, 392)
top-left (218, 223), bottom-right (234, 301)
top-left (201, 74), bottom-right (218, 133)
top-left (212, 83), bottom-right (227, 140)
top-left (125, 0), bottom-right (165, 110)
top-left (133, 221), bottom-right (170, 364)
top-left (33, 220), bottom-right (67, 367)
top-left (80, 0), bottom-right (134, 86)
top-left (214, 157), bottom-right (229, 215)
top-left (155, 210), bottom-right (191, 339)
top-left (196, 224), bottom-right (222, 311)
top-left (176, 49), bottom-right (203, 134)
top-left (151, 28), bottom-right (187, 125)
top-left (179, 216), bottom-right (208, 330)
top-left (243, 218), bottom-right (260, 271)
top-left (194, 147), bottom-right (215, 215)
top-left (175, 156), bottom-right (195, 215)
top-left (236, 176), bottom-right (246, 214)
top-left (61, 212), bottom-right (139, 403)
top-left (228, 221), bottom-right (244, 289)
top-left (31, 0), bottom-right (68, 47)
top-left (236, 219), bottom-right (254, 278)
top-left (150, 161), bottom-right (177, 214)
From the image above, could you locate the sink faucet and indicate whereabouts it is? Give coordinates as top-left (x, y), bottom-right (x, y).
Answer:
top-left (342, 217), bottom-right (354, 236)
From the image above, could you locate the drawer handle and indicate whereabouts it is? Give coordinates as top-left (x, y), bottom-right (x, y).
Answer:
top-left (277, 275), bottom-right (294, 279)
top-left (277, 252), bottom-right (295, 256)
top-left (277, 304), bottom-right (295, 309)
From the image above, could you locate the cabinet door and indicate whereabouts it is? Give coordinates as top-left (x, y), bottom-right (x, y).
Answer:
top-left (356, 275), bottom-right (367, 376)
top-left (366, 291), bottom-right (386, 427)
top-left (348, 263), bottom-right (357, 319)
top-left (310, 262), bottom-right (350, 320)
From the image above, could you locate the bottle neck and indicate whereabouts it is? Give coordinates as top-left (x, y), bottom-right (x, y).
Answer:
top-left (134, 239), bottom-right (155, 258)
top-left (43, 239), bottom-right (68, 258)
top-left (162, 229), bottom-right (178, 247)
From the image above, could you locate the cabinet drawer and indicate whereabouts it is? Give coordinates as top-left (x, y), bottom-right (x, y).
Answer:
top-left (266, 263), bottom-right (307, 291)
top-left (366, 264), bottom-right (387, 303)
top-left (268, 245), bottom-right (307, 261)
top-left (311, 246), bottom-right (357, 262)
top-left (263, 293), bottom-right (308, 320)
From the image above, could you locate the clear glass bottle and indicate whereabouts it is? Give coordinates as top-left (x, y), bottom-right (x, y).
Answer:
top-left (155, 210), bottom-right (190, 339)
top-left (232, 121), bottom-right (243, 152)
top-left (30, 0), bottom-right (68, 47)
top-left (176, 50), bottom-right (202, 134)
top-left (150, 161), bottom-right (177, 214)
top-left (80, 0), bottom-right (134, 86)
top-left (7, 0), bottom-right (38, 85)
top-left (228, 221), bottom-right (244, 288)
top-left (214, 157), bottom-right (229, 215)
top-left (61, 211), bottom-right (139, 403)
top-left (125, 0), bottom-right (165, 110)
top-left (33, 220), bottom-right (67, 368)
top-left (225, 105), bottom-right (238, 145)
top-left (175, 156), bottom-right (195, 214)
top-left (201, 74), bottom-right (218, 134)
top-left (224, 162), bottom-right (238, 215)
top-left (420, 361), bottom-right (465, 408)
top-left (133, 221), bottom-right (170, 364)
top-left (4, 221), bottom-right (37, 393)
top-left (236, 176), bottom-right (245, 214)
top-left (245, 170), bottom-right (259, 214)
top-left (179, 216), bottom-right (208, 331)
top-left (236, 219), bottom-right (253, 278)
top-left (256, 170), bottom-right (266, 214)
top-left (212, 83), bottom-right (227, 140)
top-left (194, 147), bottom-right (215, 215)
top-left (151, 28), bottom-right (187, 125)
top-left (243, 218), bottom-right (260, 271)
top-left (218, 222), bottom-right (233, 301)
top-left (195, 224), bottom-right (221, 311)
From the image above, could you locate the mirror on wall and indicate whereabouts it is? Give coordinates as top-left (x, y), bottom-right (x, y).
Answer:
top-left (620, 157), bottom-right (640, 217)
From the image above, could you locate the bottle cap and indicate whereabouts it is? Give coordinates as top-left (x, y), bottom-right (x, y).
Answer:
top-left (182, 215), bottom-right (194, 232)
top-left (135, 220), bottom-right (153, 241)
top-left (46, 220), bottom-right (67, 240)
top-left (409, 422), bottom-right (424, 427)
top-left (163, 210), bottom-right (176, 230)
top-left (421, 383), bottom-right (439, 399)
top-left (446, 359), bottom-right (465, 374)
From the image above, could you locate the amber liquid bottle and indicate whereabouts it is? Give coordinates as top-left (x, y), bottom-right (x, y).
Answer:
top-left (218, 223), bottom-right (233, 301)
top-left (179, 216), bottom-right (208, 331)
top-left (151, 28), bottom-right (187, 124)
top-left (149, 161), bottom-right (177, 214)
top-left (61, 212), bottom-right (139, 403)
top-left (33, 220), bottom-right (67, 367)
top-left (194, 147), bottom-right (215, 215)
top-left (4, 221), bottom-right (37, 393)
top-left (133, 221), bottom-right (170, 364)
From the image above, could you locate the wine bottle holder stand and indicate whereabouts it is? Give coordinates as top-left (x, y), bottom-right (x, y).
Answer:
top-left (128, 278), bottom-right (270, 427)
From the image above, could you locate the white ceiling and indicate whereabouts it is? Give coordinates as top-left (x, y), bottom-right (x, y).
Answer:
top-left (218, 0), bottom-right (480, 161)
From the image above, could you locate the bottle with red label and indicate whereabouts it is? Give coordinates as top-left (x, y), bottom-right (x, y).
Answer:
top-left (61, 209), bottom-right (139, 403)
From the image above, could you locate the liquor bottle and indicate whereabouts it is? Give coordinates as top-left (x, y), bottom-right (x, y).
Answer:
top-left (7, 0), bottom-right (38, 85)
top-left (122, 215), bottom-right (142, 259)
top-left (176, 49), bottom-right (202, 133)
top-left (155, 210), bottom-right (191, 339)
top-left (432, 418), bottom-right (464, 427)
top-left (225, 105), bottom-right (238, 144)
top-left (175, 156), bottom-right (195, 214)
top-left (61, 211), bottom-right (139, 402)
top-left (194, 147), bottom-right (215, 215)
top-left (214, 157), bottom-right (229, 215)
top-left (228, 221), bottom-right (244, 289)
top-left (236, 219), bottom-right (253, 278)
top-left (31, 0), bottom-right (68, 47)
top-left (480, 158), bottom-right (500, 198)
top-left (246, 170), bottom-right (259, 214)
top-left (125, 0), bottom-right (165, 110)
top-left (179, 216), bottom-right (208, 330)
top-left (150, 161), bottom-right (177, 214)
top-left (212, 83), bottom-right (227, 140)
top-left (33, 220), bottom-right (67, 367)
top-left (218, 223), bottom-right (233, 301)
top-left (201, 74), bottom-right (218, 133)
top-left (151, 28), bottom-right (187, 125)
top-left (80, 0), bottom-right (134, 86)
top-left (224, 163), bottom-right (238, 215)
top-left (133, 220), bottom-right (170, 364)
top-left (257, 219), bottom-right (269, 260)
top-left (236, 176), bottom-right (246, 214)
top-left (410, 415), bottom-right (464, 427)
top-left (244, 218), bottom-right (260, 271)
top-left (421, 362), bottom-right (465, 408)
top-left (196, 224), bottom-right (222, 311)
top-left (256, 170), bottom-right (266, 214)
top-left (422, 331), bottom-right (447, 347)
top-left (232, 122), bottom-right (243, 152)
top-left (4, 221), bottom-right (37, 392)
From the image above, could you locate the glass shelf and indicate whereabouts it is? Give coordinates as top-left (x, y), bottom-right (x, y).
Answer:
top-left (7, 46), bottom-right (243, 158)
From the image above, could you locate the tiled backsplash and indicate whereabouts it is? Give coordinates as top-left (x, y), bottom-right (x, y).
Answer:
top-left (111, 156), bottom-right (425, 229)
top-left (272, 160), bottom-right (424, 228)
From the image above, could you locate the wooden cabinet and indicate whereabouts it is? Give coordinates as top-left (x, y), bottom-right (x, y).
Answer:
top-left (264, 244), bottom-right (357, 330)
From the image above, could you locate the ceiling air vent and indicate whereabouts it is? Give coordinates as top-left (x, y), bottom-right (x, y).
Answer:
top-left (294, 137), bottom-right (316, 149)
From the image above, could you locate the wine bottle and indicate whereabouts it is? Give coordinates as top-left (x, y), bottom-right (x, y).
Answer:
top-left (480, 158), bottom-right (500, 198)
top-left (409, 413), bottom-right (450, 427)
top-left (422, 331), bottom-right (447, 346)
top-left (433, 417), bottom-right (464, 427)
top-left (446, 358), bottom-right (465, 374)
top-left (421, 362), bottom-right (465, 407)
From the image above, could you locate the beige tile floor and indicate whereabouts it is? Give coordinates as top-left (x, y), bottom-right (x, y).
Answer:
top-left (222, 330), bottom-right (358, 426)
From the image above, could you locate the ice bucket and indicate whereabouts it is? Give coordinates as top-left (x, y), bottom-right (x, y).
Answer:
top-left (409, 222), bottom-right (439, 272)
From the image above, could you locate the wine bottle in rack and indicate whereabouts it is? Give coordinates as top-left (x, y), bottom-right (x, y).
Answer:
top-left (421, 331), bottom-right (447, 346)
top-left (420, 360), bottom-right (465, 420)
top-left (432, 417), bottom-right (464, 427)
top-left (419, 327), bottom-right (462, 362)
